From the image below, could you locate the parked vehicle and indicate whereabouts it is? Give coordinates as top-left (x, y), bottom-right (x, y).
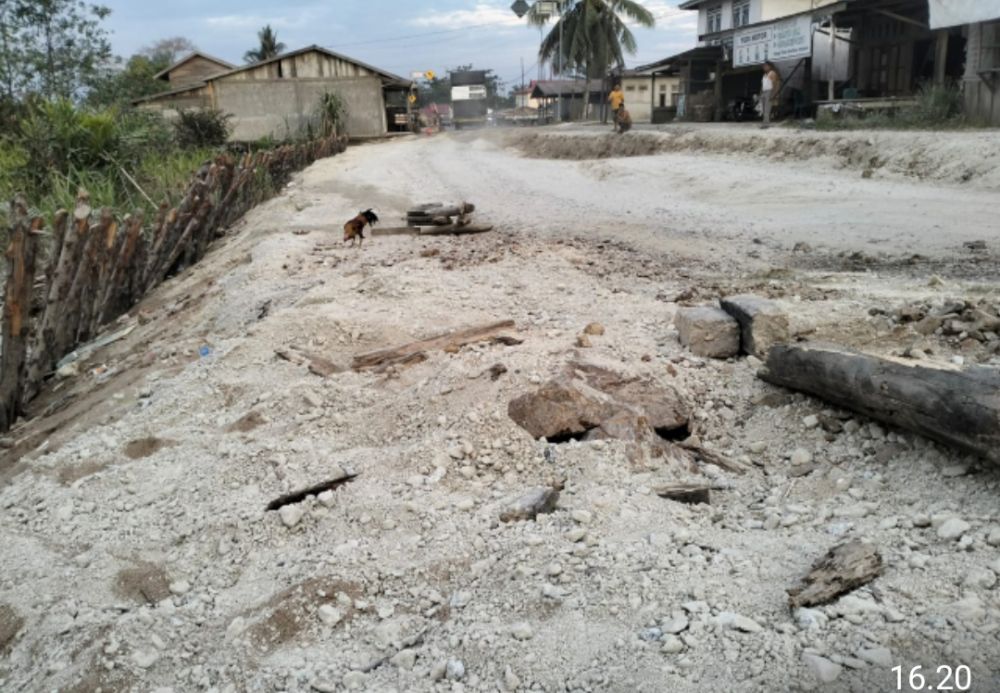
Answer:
top-left (450, 70), bottom-right (489, 129)
top-left (731, 94), bottom-right (760, 122)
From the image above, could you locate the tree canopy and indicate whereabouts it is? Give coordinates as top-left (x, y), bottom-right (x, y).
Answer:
top-left (244, 25), bottom-right (286, 64)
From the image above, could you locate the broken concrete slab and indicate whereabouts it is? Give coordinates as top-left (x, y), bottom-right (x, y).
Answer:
top-left (720, 294), bottom-right (790, 357)
top-left (674, 306), bottom-right (740, 359)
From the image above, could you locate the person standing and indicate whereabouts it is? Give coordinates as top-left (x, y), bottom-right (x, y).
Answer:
top-left (760, 62), bottom-right (780, 128)
top-left (608, 83), bottom-right (625, 132)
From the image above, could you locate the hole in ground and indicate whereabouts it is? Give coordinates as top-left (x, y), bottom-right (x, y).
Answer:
top-left (544, 429), bottom-right (594, 444)
top-left (266, 474), bottom-right (357, 511)
top-left (655, 423), bottom-right (691, 442)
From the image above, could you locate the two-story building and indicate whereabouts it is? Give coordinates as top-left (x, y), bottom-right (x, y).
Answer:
top-left (657, 0), bottom-right (984, 122)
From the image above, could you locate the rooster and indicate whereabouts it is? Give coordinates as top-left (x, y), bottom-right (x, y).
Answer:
top-left (343, 209), bottom-right (379, 247)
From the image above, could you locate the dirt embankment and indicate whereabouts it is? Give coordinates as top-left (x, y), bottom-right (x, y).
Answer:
top-left (505, 126), bottom-right (1000, 189)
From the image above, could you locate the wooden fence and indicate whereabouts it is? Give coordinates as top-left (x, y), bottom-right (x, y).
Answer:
top-left (0, 134), bottom-right (347, 431)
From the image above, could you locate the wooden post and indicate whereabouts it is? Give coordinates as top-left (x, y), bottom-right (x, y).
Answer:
top-left (934, 30), bottom-right (949, 86)
top-left (828, 16), bottom-right (837, 101)
top-left (1, 197), bottom-right (42, 430)
top-left (714, 60), bottom-right (725, 121)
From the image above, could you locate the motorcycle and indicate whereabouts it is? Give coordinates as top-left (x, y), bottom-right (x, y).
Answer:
top-left (731, 94), bottom-right (759, 122)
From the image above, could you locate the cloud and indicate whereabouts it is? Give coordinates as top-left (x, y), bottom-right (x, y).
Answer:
top-left (408, 3), bottom-right (526, 29)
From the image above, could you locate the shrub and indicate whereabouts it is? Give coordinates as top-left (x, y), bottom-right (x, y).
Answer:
top-left (316, 92), bottom-right (347, 137)
top-left (174, 109), bottom-right (232, 148)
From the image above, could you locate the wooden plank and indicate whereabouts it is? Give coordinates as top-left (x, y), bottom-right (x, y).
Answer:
top-left (760, 343), bottom-right (1000, 464)
top-left (788, 540), bottom-right (883, 609)
top-left (352, 320), bottom-right (516, 371)
top-left (419, 224), bottom-right (493, 236)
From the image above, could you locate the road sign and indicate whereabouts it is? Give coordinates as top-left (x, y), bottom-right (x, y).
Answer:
top-left (511, 0), bottom-right (529, 18)
top-left (425, 70), bottom-right (436, 80)
top-left (408, 93), bottom-right (417, 104)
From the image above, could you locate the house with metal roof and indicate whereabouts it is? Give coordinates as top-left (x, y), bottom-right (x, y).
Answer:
top-left (136, 46), bottom-right (412, 140)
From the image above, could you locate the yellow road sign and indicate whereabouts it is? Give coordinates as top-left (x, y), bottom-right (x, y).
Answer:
top-left (425, 70), bottom-right (436, 80)
top-left (408, 93), bottom-right (418, 104)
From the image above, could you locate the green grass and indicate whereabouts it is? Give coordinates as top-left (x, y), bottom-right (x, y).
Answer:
top-left (814, 83), bottom-right (987, 131)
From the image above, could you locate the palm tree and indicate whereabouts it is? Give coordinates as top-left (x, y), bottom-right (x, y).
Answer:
top-left (528, 0), bottom-right (654, 119)
top-left (243, 25), bottom-right (286, 64)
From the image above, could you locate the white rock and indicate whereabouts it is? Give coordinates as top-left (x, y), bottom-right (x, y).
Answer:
top-left (279, 504), bottom-right (305, 528)
top-left (317, 490), bottom-right (336, 507)
top-left (794, 608), bottom-right (828, 630)
top-left (713, 611), bottom-right (762, 633)
top-left (168, 580), bottom-right (191, 596)
top-left (963, 567), bottom-right (997, 590)
top-left (546, 563), bottom-right (563, 577)
top-left (132, 650), bottom-right (160, 669)
top-left (986, 526), bottom-right (1000, 548)
top-left (990, 557), bottom-right (1000, 575)
top-left (571, 509), bottom-right (593, 525)
top-left (501, 667), bottom-right (521, 692)
top-left (857, 647), bottom-right (893, 667)
top-left (342, 671), bottom-right (369, 690)
top-left (510, 622), bottom-right (534, 640)
top-left (391, 648), bottom-right (417, 670)
top-left (311, 680), bottom-right (337, 693)
top-left (941, 464), bottom-right (969, 478)
top-left (952, 594), bottom-right (986, 622)
top-left (749, 441), bottom-right (767, 454)
top-left (318, 604), bottom-right (343, 626)
top-left (446, 659), bottom-right (466, 680)
top-left (937, 518), bottom-right (971, 541)
top-left (789, 448), bottom-right (813, 466)
top-left (661, 635), bottom-right (685, 654)
top-left (803, 653), bottom-right (842, 683)
top-left (802, 415), bottom-right (819, 429)
top-left (661, 616), bottom-right (689, 634)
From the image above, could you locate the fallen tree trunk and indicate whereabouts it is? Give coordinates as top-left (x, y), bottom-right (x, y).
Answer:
top-left (352, 320), bottom-right (516, 371)
top-left (760, 343), bottom-right (1000, 464)
top-left (419, 224), bottom-right (493, 236)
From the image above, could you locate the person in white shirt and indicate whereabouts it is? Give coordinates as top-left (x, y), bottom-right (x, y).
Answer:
top-left (760, 61), bottom-right (780, 128)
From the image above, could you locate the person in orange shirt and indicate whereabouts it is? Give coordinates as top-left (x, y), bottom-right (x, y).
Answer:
top-left (608, 83), bottom-right (625, 132)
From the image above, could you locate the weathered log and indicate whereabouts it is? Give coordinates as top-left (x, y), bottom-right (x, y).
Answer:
top-left (419, 224), bottom-right (493, 236)
top-left (675, 441), bottom-right (749, 475)
top-left (275, 347), bottom-right (343, 377)
top-left (760, 343), bottom-right (1000, 464)
top-left (653, 482), bottom-right (719, 504)
top-left (1, 200), bottom-right (42, 428)
top-left (352, 320), bottom-right (516, 371)
top-left (370, 226), bottom-right (421, 237)
top-left (74, 209), bottom-right (115, 343)
top-left (98, 214), bottom-right (144, 324)
top-left (787, 540), bottom-right (883, 609)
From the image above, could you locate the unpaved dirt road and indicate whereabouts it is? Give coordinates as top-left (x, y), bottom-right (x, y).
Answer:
top-left (1, 124), bottom-right (999, 693)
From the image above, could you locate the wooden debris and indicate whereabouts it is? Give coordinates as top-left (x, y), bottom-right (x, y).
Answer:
top-left (418, 223), bottom-right (493, 236)
top-left (266, 472), bottom-right (357, 511)
top-left (676, 440), bottom-right (749, 475)
top-left (788, 540), bottom-right (883, 609)
top-left (653, 482), bottom-right (718, 504)
top-left (275, 347), bottom-right (343, 377)
top-left (352, 320), bottom-right (516, 371)
top-left (760, 343), bottom-right (1000, 464)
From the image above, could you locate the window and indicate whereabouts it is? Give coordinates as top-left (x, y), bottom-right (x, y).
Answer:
top-left (733, 0), bottom-right (750, 28)
top-left (706, 5), bottom-right (723, 33)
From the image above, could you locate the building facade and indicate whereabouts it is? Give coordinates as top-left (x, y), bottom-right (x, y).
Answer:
top-left (136, 46), bottom-right (411, 140)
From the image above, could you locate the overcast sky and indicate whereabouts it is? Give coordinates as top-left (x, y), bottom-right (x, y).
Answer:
top-left (101, 1), bottom-right (697, 87)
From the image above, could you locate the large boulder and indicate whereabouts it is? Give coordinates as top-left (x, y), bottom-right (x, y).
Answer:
top-left (507, 378), bottom-right (616, 441)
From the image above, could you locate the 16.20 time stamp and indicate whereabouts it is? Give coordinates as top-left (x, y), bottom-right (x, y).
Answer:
top-left (893, 665), bottom-right (972, 691)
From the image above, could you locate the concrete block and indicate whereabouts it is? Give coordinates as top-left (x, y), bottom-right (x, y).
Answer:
top-left (720, 294), bottom-right (789, 357)
top-left (675, 307), bottom-right (740, 359)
